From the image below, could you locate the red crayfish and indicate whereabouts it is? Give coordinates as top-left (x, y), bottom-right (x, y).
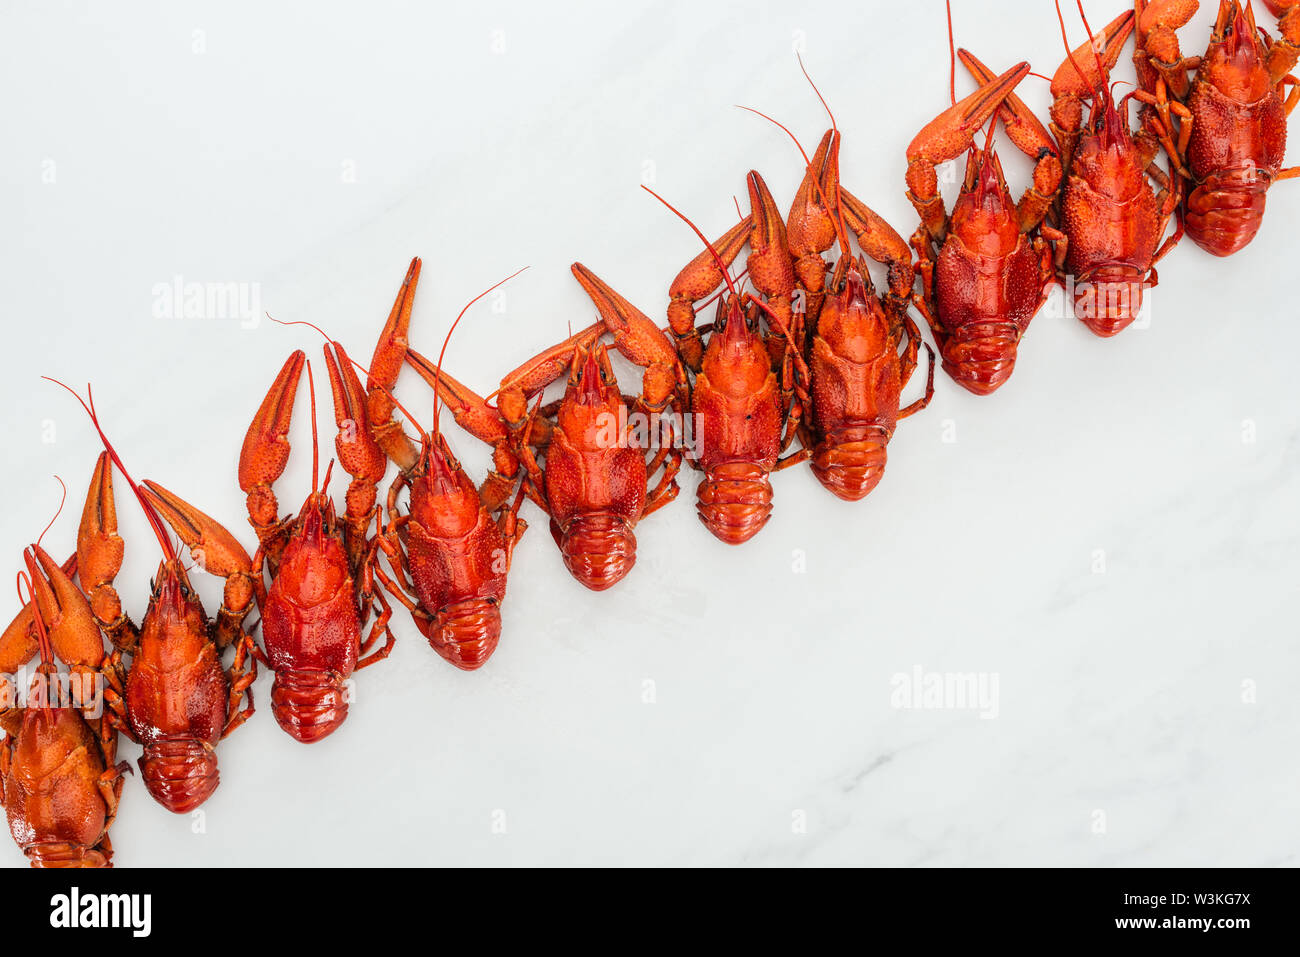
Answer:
top-left (48, 382), bottom-right (257, 811)
top-left (1135, 0), bottom-right (1298, 256)
top-left (758, 78), bottom-right (938, 497)
top-left (907, 3), bottom-right (1061, 391)
top-left (410, 263), bottom-right (683, 589)
top-left (963, 3), bottom-right (1184, 337)
top-left (1, 491), bottom-right (127, 867)
top-left (196, 339), bottom-right (396, 742)
top-left (653, 172), bottom-right (809, 538)
top-left (365, 258), bottom-right (530, 668)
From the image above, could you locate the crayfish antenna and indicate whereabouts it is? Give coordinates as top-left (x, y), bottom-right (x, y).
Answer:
top-left (14, 570), bottom-right (53, 689)
top-left (305, 359), bottom-right (320, 493)
top-left (947, 0), bottom-right (958, 107)
top-left (642, 185), bottom-right (743, 300)
top-left (1055, 0), bottom-right (1095, 96)
top-left (35, 476), bottom-right (67, 550)
top-left (268, 310), bottom-right (433, 462)
top-left (739, 70), bottom-right (852, 260)
top-left (1074, 0), bottom-right (1104, 78)
top-left (796, 55), bottom-right (853, 258)
top-left (15, 478), bottom-right (67, 676)
top-left (43, 377), bottom-right (177, 562)
top-left (430, 267), bottom-right (530, 440)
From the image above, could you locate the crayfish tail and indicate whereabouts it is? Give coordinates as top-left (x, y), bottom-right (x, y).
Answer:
top-left (25, 841), bottom-right (111, 868)
top-left (939, 320), bottom-right (1021, 395)
top-left (1072, 266), bottom-right (1148, 337)
top-left (1185, 174), bottom-right (1269, 258)
top-left (696, 462), bottom-right (774, 545)
top-left (426, 597), bottom-right (502, 670)
top-left (270, 668), bottom-right (349, 744)
top-left (811, 425), bottom-right (891, 502)
top-left (551, 513), bottom-right (638, 591)
top-left (139, 738), bottom-right (219, 813)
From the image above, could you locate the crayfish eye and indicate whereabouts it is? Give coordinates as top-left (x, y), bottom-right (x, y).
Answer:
top-left (180, 584), bottom-right (190, 598)
top-left (716, 313), bottom-right (728, 332)
top-left (148, 577), bottom-right (156, 596)
top-left (599, 368), bottom-right (608, 383)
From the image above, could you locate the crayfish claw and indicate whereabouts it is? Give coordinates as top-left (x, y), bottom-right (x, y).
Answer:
top-left (1051, 10), bottom-right (1136, 100)
top-left (908, 61), bottom-right (1032, 167)
top-left (76, 451), bottom-right (128, 635)
top-left (573, 263), bottom-right (680, 377)
top-left (139, 481), bottom-right (252, 580)
top-left (366, 257), bottom-right (422, 472)
top-left (405, 349), bottom-right (511, 444)
top-left (240, 350), bottom-right (304, 537)
top-left (957, 49), bottom-right (1058, 159)
top-left (26, 544), bottom-right (104, 671)
top-left (322, 342), bottom-right (386, 487)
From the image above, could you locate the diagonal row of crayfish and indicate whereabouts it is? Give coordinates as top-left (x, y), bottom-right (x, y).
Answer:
top-left (1, 0), bottom-right (1294, 867)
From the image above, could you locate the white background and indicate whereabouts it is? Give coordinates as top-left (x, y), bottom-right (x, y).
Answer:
top-left (1, 0), bottom-right (1296, 866)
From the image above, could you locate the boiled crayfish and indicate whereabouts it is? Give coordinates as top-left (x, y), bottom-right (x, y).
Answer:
top-left (908, 13), bottom-right (1060, 392)
top-left (413, 263), bottom-right (682, 590)
top-left (1135, 0), bottom-right (1298, 256)
top-left (48, 382), bottom-right (257, 811)
top-left (653, 173), bottom-right (809, 539)
top-left (769, 101), bottom-right (937, 497)
top-left (963, 4), bottom-right (1184, 337)
top-left (366, 258), bottom-right (530, 669)
top-left (1, 497), bottom-right (126, 867)
top-left (204, 342), bottom-right (395, 742)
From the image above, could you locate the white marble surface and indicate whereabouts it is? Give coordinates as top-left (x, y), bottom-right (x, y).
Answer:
top-left (0, 0), bottom-right (1296, 866)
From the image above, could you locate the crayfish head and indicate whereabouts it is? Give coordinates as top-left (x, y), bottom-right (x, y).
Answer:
top-left (408, 442), bottom-right (481, 538)
top-left (950, 150), bottom-right (1019, 256)
top-left (146, 559), bottom-right (204, 630)
top-left (1202, 3), bottom-right (1270, 101)
top-left (568, 342), bottom-right (617, 408)
top-left (820, 260), bottom-right (891, 354)
top-left (295, 494), bottom-right (335, 552)
top-left (714, 293), bottom-right (762, 353)
top-left (416, 432), bottom-right (469, 499)
top-left (558, 344), bottom-right (621, 441)
top-left (292, 458), bottom-right (342, 551)
top-left (830, 258), bottom-right (872, 303)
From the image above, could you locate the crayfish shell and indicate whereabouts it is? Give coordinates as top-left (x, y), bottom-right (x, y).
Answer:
top-left (1184, 173), bottom-right (1269, 259)
top-left (427, 597), bottom-right (502, 671)
top-left (696, 462), bottom-right (774, 545)
top-left (551, 513), bottom-right (638, 591)
top-left (810, 424), bottom-right (892, 502)
top-left (1072, 266), bottom-right (1147, 338)
top-left (139, 738), bottom-right (219, 813)
top-left (270, 668), bottom-right (350, 744)
top-left (25, 842), bottom-right (112, 868)
top-left (938, 320), bottom-right (1021, 396)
